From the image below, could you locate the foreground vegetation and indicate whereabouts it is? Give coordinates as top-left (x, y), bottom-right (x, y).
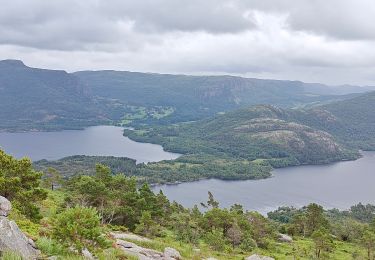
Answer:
top-left (2, 150), bottom-right (375, 259)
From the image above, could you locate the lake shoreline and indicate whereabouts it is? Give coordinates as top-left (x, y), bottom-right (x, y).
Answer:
top-left (0, 125), bottom-right (181, 164)
top-left (153, 151), bottom-right (375, 213)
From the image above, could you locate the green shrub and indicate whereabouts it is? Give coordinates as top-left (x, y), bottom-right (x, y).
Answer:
top-left (240, 236), bottom-right (257, 251)
top-left (204, 229), bottom-right (227, 251)
top-left (52, 206), bottom-right (108, 252)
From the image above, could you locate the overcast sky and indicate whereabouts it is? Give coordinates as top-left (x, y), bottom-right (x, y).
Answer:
top-left (1, 0), bottom-right (375, 85)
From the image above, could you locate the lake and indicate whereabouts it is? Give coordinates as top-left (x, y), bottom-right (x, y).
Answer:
top-left (0, 125), bottom-right (180, 163)
top-left (1, 126), bottom-right (374, 213)
top-left (154, 152), bottom-right (375, 213)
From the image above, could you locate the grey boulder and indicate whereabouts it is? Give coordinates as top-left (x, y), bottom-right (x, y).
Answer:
top-left (0, 216), bottom-right (40, 259)
top-left (164, 247), bottom-right (182, 259)
top-left (246, 254), bottom-right (275, 260)
top-left (0, 196), bottom-right (11, 217)
top-left (278, 233), bottom-right (293, 243)
top-left (116, 239), bottom-right (182, 260)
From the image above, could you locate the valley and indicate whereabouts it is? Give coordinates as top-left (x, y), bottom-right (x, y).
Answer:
top-left (1, 60), bottom-right (375, 260)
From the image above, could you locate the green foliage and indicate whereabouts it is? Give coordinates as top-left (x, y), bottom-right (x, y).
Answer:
top-left (170, 212), bottom-right (201, 245)
top-left (36, 237), bottom-right (67, 256)
top-left (52, 206), bottom-right (107, 252)
top-left (96, 248), bottom-right (129, 260)
top-left (7, 208), bottom-right (41, 238)
top-left (204, 228), bottom-right (227, 251)
top-left (1, 150), bottom-right (374, 259)
top-left (0, 251), bottom-right (23, 260)
top-left (350, 203), bottom-right (375, 222)
top-left (330, 218), bottom-right (364, 242)
top-left (134, 211), bottom-right (162, 237)
top-left (34, 155), bottom-right (137, 179)
top-left (268, 206), bottom-right (300, 224)
top-left (41, 168), bottom-right (63, 191)
top-left (63, 164), bottom-right (171, 232)
top-left (361, 230), bottom-right (375, 260)
top-left (0, 149), bottom-right (47, 221)
top-left (312, 228), bottom-right (334, 258)
top-left (288, 203), bottom-right (329, 237)
top-left (240, 235), bottom-right (257, 251)
top-left (305, 203), bottom-right (330, 235)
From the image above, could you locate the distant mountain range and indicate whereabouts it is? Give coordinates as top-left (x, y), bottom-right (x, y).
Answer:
top-left (74, 70), bottom-right (367, 124)
top-left (0, 59), bottom-right (373, 130)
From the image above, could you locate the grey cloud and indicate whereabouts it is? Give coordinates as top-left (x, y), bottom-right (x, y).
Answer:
top-left (244, 0), bottom-right (375, 40)
top-left (1, 0), bottom-right (375, 86)
top-left (0, 0), bottom-right (256, 51)
top-left (101, 0), bottom-right (255, 33)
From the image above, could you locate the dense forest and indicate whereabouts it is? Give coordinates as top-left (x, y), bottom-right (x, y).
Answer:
top-left (1, 150), bottom-right (375, 259)
top-left (298, 92), bottom-right (375, 150)
top-left (34, 154), bottom-right (272, 184)
top-left (117, 105), bottom-right (358, 182)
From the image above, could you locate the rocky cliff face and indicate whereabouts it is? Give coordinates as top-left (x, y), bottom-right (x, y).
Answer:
top-left (0, 196), bottom-right (40, 259)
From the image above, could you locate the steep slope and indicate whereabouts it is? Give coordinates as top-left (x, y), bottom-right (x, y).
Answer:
top-left (74, 70), bottom-right (356, 124)
top-left (125, 105), bottom-right (357, 168)
top-left (0, 60), bottom-right (107, 130)
top-left (294, 91), bottom-right (375, 150)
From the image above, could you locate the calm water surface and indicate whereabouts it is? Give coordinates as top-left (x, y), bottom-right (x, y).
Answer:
top-left (1, 126), bottom-right (374, 212)
top-left (154, 152), bottom-right (375, 213)
top-left (0, 126), bottom-right (180, 163)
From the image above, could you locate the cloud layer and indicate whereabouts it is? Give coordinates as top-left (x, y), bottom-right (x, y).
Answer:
top-left (1, 0), bottom-right (375, 85)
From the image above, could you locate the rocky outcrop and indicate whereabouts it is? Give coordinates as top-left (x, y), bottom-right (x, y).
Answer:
top-left (0, 196), bottom-right (11, 217)
top-left (82, 248), bottom-right (94, 259)
top-left (164, 247), bottom-right (181, 259)
top-left (110, 232), bottom-right (152, 242)
top-left (278, 233), bottom-right (293, 243)
top-left (246, 254), bottom-right (275, 260)
top-left (115, 238), bottom-right (182, 260)
top-left (0, 196), bottom-right (40, 259)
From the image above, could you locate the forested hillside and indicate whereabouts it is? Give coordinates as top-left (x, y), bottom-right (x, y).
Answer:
top-left (124, 105), bottom-right (358, 177)
top-left (74, 70), bottom-right (358, 124)
top-left (0, 60), bottom-right (108, 130)
top-left (283, 91), bottom-right (375, 151)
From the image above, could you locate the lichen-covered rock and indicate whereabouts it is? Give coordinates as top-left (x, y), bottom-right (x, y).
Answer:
top-left (0, 196), bottom-right (11, 217)
top-left (246, 254), bottom-right (275, 260)
top-left (0, 216), bottom-right (40, 259)
top-left (164, 247), bottom-right (181, 259)
top-left (278, 233), bottom-right (293, 243)
top-left (116, 239), bottom-right (182, 260)
top-left (82, 248), bottom-right (94, 259)
top-left (116, 239), bottom-right (164, 260)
